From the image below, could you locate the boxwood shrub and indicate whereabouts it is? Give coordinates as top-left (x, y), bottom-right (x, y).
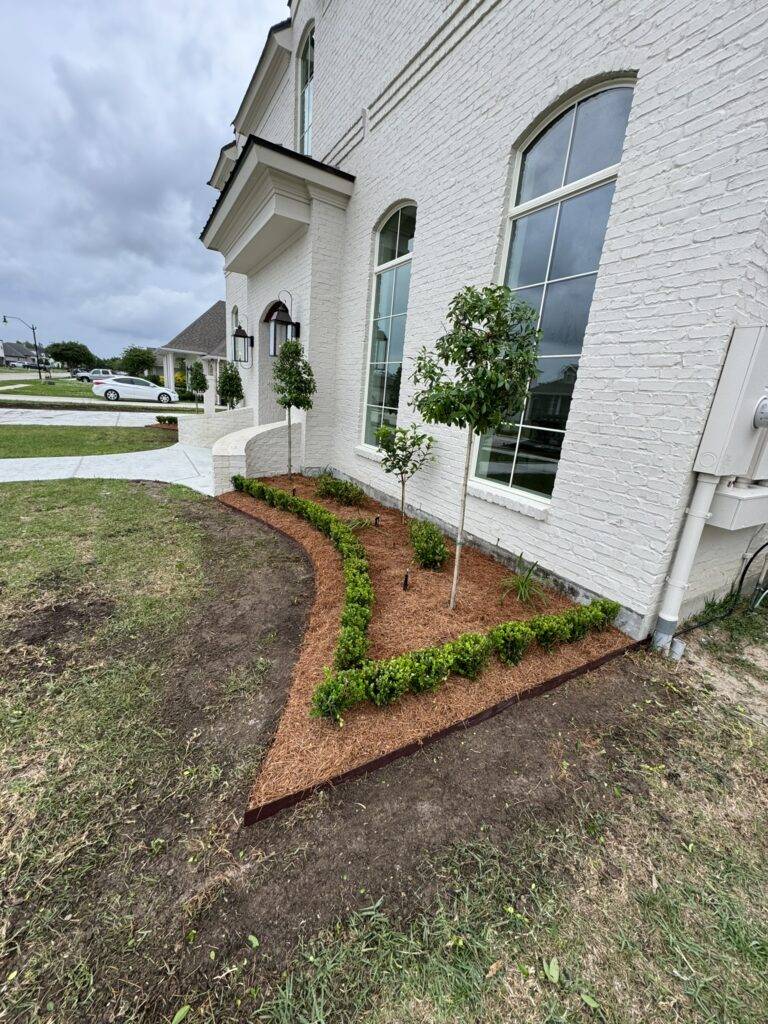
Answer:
top-left (233, 475), bottom-right (373, 669)
top-left (315, 473), bottom-right (366, 506)
top-left (311, 598), bottom-right (621, 724)
top-left (409, 519), bottom-right (448, 570)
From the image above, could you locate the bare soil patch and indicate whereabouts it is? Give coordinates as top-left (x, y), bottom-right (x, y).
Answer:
top-left (220, 476), bottom-right (629, 817)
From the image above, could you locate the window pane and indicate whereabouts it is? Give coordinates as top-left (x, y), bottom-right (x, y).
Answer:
top-left (517, 107), bottom-right (574, 203)
top-left (506, 205), bottom-right (557, 288)
top-left (476, 423), bottom-right (519, 486)
top-left (378, 211), bottom-right (399, 264)
top-left (391, 261), bottom-right (411, 316)
top-left (538, 274), bottom-right (597, 355)
top-left (565, 87), bottom-right (632, 184)
top-left (511, 428), bottom-right (564, 497)
top-left (396, 205), bottom-right (417, 257)
top-left (524, 356), bottom-right (579, 431)
top-left (364, 405), bottom-right (383, 445)
top-left (386, 314), bottom-right (406, 363)
top-left (367, 364), bottom-right (386, 406)
top-left (549, 182), bottom-right (614, 280)
top-left (511, 284), bottom-right (544, 320)
top-left (381, 408), bottom-right (398, 429)
top-left (384, 363), bottom-right (402, 408)
top-left (370, 320), bottom-right (389, 362)
top-left (374, 269), bottom-right (395, 319)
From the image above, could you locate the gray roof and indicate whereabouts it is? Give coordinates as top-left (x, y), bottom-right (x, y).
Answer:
top-left (159, 300), bottom-right (226, 358)
top-left (2, 341), bottom-right (37, 359)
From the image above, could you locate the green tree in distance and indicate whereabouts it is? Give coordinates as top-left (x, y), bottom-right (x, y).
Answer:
top-left (45, 341), bottom-right (97, 369)
top-left (120, 346), bottom-right (157, 377)
top-left (188, 361), bottom-right (208, 411)
top-left (375, 423), bottom-right (435, 520)
top-left (272, 339), bottom-right (316, 477)
top-left (411, 285), bottom-right (540, 609)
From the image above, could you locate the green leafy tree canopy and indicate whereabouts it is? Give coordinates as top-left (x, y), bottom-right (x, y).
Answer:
top-left (45, 341), bottom-right (97, 369)
top-left (411, 284), bottom-right (540, 608)
top-left (188, 361), bottom-right (208, 394)
top-left (218, 361), bottom-right (244, 410)
top-left (272, 339), bottom-right (316, 476)
top-left (120, 346), bottom-right (157, 377)
top-left (375, 423), bottom-right (435, 519)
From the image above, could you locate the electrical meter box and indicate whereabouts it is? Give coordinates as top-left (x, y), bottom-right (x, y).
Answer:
top-left (694, 326), bottom-right (768, 477)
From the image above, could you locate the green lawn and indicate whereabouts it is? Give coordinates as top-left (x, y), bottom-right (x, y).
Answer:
top-left (0, 378), bottom-right (98, 399)
top-left (0, 479), bottom-right (765, 1023)
top-left (0, 424), bottom-right (177, 458)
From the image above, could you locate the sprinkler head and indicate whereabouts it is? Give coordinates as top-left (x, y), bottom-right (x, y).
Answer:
top-left (374, 515), bottom-right (381, 527)
top-left (402, 570), bottom-right (410, 591)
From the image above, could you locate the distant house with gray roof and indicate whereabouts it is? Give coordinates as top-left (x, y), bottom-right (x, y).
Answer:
top-left (155, 300), bottom-right (226, 388)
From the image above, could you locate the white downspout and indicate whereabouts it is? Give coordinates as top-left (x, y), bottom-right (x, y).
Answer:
top-left (651, 472), bottom-right (721, 652)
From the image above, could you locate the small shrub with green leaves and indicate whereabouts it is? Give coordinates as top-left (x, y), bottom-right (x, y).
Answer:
top-left (315, 473), bottom-right (366, 506)
top-left (233, 475), bottom-right (373, 669)
top-left (409, 519), bottom-right (448, 570)
top-left (156, 415), bottom-right (178, 426)
top-left (488, 620), bottom-right (536, 665)
top-left (311, 597), bottom-right (619, 723)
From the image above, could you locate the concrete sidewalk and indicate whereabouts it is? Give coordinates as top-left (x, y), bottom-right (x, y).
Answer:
top-left (0, 443), bottom-right (214, 495)
top-left (0, 408), bottom-right (174, 427)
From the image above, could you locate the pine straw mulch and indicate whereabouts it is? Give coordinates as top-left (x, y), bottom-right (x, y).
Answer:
top-left (219, 475), bottom-right (631, 816)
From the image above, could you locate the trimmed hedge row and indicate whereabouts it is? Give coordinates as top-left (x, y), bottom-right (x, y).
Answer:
top-left (311, 598), bottom-right (621, 724)
top-left (232, 476), bottom-right (373, 670)
top-left (315, 473), bottom-right (366, 506)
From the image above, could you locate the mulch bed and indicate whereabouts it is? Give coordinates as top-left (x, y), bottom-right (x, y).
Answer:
top-left (219, 475), bottom-right (631, 819)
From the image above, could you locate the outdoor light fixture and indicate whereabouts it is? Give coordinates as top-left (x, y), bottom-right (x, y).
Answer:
top-left (232, 324), bottom-right (254, 364)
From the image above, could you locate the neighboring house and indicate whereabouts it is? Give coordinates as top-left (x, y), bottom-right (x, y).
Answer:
top-left (0, 340), bottom-right (41, 366)
top-left (156, 301), bottom-right (226, 394)
top-left (191, 1), bottom-right (768, 643)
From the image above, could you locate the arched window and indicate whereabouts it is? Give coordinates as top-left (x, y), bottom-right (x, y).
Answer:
top-left (299, 29), bottom-right (314, 156)
top-left (363, 204), bottom-right (417, 445)
top-left (476, 84), bottom-right (633, 498)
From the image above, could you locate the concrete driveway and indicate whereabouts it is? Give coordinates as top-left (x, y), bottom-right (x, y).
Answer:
top-left (0, 444), bottom-right (214, 495)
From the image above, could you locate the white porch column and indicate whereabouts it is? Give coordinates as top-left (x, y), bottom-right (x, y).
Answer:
top-left (202, 359), bottom-right (216, 414)
top-left (162, 351), bottom-right (174, 389)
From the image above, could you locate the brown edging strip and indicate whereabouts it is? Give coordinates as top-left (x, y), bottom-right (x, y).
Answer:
top-left (242, 636), bottom-right (646, 826)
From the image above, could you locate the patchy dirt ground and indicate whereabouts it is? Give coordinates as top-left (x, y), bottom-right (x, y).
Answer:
top-left (2, 480), bottom-right (766, 1024)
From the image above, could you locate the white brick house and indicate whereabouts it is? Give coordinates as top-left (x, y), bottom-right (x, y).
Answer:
top-left (193, 0), bottom-right (768, 642)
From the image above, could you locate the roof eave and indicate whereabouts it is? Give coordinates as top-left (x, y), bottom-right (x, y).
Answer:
top-left (232, 19), bottom-right (292, 135)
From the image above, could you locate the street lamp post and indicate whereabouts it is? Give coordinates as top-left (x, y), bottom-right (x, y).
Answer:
top-left (2, 314), bottom-right (43, 380)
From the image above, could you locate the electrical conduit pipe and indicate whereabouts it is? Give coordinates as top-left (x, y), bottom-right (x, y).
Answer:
top-left (651, 472), bottom-right (721, 652)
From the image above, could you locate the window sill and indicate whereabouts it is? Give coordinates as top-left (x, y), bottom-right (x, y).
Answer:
top-left (467, 479), bottom-right (550, 521)
top-left (354, 444), bottom-right (383, 464)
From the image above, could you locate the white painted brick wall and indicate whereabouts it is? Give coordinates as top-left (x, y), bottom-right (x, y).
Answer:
top-left (212, 0), bottom-right (768, 636)
top-left (178, 406), bottom-right (254, 448)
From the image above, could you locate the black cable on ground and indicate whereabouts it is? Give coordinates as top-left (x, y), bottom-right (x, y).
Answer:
top-left (674, 539), bottom-right (768, 639)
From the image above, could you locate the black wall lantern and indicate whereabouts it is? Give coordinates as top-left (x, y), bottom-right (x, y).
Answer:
top-left (267, 294), bottom-right (301, 357)
top-left (233, 324), bottom-right (254, 364)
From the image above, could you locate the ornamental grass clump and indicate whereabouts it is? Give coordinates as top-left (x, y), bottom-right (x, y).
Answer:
top-left (409, 519), bottom-right (448, 570)
top-left (232, 476), bottom-right (373, 669)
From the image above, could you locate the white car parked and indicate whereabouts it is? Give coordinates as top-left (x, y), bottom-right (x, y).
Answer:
top-left (92, 376), bottom-right (179, 404)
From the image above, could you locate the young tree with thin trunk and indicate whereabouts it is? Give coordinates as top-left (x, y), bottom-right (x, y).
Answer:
top-left (411, 285), bottom-right (540, 610)
top-left (218, 361), bottom-right (244, 409)
top-left (272, 339), bottom-right (316, 477)
top-left (375, 423), bottom-right (435, 520)
top-left (189, 360), bottom-right (207, 411)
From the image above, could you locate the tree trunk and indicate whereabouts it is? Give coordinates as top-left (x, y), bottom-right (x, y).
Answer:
top-left (400, 478), bottom-right (406, 520)
top-left (287, 406), bottom-right (292, 478)
top-left (449, 427), bottom-right (474, 611)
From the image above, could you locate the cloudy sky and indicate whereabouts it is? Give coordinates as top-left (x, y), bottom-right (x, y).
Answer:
top-left (0, 0), bottom-right (287, 356)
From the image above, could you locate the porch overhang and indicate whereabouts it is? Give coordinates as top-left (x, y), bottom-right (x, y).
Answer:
top-left (200, 136), bottom-right (355, 275)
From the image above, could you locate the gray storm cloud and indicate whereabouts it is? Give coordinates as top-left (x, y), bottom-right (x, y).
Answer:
top-left (0, 0), bottom-right (287, 356)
